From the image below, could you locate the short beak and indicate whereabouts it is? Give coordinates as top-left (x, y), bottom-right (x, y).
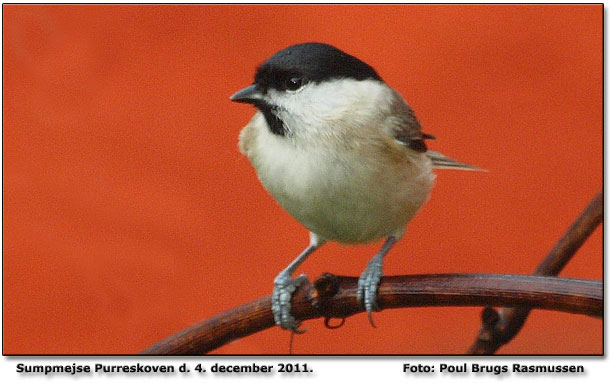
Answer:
top-left (230, 84), bottom-right (264, 104)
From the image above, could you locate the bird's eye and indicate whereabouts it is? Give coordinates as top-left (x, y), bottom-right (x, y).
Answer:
top-left (285, 77), bottom-right (304, 91)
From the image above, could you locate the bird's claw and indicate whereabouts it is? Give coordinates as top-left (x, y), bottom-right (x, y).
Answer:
top-left (272, 273), bottom-right (308, 333)
top-left (357, 257), bottom-right (383, 328)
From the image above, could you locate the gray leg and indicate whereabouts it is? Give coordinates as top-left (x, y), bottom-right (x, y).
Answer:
top-left (272, 233), bottom-right (324, 332)
top-left (357, 236), bottom-right (398, 327)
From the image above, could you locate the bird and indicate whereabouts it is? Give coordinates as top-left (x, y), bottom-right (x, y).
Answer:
top-left (230, 42), bottom-right (480, 332)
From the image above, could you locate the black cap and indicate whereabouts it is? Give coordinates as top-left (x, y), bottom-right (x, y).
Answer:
top-left (254, 43), bottom-right (382, 90)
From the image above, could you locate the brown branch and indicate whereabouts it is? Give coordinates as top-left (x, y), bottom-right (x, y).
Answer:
top-left (141, 273), bottom-right (602, 355)
top-left (467, 190), bottom-right (603, 355)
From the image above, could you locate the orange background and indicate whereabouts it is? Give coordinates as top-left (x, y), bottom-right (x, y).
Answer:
top-left (3, 5), bottom-right (602, 355)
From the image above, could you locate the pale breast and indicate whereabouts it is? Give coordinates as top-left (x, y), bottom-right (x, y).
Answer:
top-left (239, 113), bottom-right (435, 243)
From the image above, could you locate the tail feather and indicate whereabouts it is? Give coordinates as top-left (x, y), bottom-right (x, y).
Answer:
top-left (427, 150), bottom-right (486, 171)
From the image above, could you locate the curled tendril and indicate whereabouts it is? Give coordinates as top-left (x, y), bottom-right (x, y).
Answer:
top-left (324, 317), bottom-right (346, 329)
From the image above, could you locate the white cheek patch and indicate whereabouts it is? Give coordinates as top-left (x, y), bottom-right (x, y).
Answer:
top-left (269, 79), bottom-right (390, 137)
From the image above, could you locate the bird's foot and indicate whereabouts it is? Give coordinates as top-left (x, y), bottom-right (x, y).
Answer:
top-left (272, 272), bottom-right (308, 333)
top-left (357, 254), bottom-right (384, 327)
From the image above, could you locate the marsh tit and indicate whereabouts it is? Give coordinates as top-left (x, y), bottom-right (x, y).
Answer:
top-left (231, 42), bottom-right (480, 332)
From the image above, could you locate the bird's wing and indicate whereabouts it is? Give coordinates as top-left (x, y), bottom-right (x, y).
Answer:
top-left (387, 94), bottom-right (433, 153)
top-left (387, 93), bottom-right (484, 171)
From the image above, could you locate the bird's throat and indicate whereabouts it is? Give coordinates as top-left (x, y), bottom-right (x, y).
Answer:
top-left (256, 103), bottom-right (286, 136)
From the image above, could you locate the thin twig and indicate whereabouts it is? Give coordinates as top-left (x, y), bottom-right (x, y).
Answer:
top-left (141, 273), bottom-right (602, 355)
top-left (467, 190), bottom-right (603, 355)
